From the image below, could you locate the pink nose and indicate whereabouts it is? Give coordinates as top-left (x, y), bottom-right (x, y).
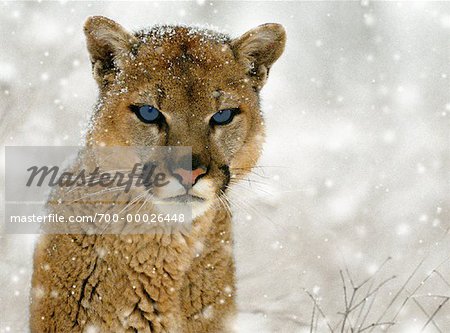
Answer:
top-left (173, 167), bottom-right (206, 187)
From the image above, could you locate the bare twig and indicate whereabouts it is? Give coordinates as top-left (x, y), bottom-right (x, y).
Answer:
top-left (360, 322), bottom-right (395, 332)
top-left (406, 288), bottom-right (443, 333)
top-left (304, 289), bottom-right (334, 333)
top-left (421, 298), bottom-right (449, 332)
top-left (388, 256), bottom-right (450, 327)
top-left (310, 300), bottom-right (316, 333)
top-left (374, 257), bottom-right (426, 332)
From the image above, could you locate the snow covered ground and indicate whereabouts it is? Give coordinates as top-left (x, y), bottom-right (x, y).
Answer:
top-left (1, 1), bottom-right (450, 332)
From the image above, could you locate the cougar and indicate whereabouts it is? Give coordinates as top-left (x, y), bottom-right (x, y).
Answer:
top-left (30, 16), bottom-right (286, 333)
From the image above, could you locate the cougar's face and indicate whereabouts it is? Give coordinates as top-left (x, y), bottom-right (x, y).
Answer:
top-left (84, 19), bottom-right (285, 217)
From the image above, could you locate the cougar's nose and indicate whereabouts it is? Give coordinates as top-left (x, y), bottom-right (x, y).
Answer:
top-left (172, 154), bottom-right (207, 188)
top-left (173, 167), bottom-right (206, 187)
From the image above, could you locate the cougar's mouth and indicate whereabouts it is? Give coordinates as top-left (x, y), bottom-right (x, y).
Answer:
top-left (163, 194), bottom-right (205, 203)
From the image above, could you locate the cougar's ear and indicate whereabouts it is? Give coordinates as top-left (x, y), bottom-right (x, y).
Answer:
top-left (84, 16), bottom-right (139, 87)
top-left (232, 23), bottom-right (286, 91)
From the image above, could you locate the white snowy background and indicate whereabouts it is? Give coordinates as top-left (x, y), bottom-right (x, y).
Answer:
top-left (1, 1), bottom-right (450, 332)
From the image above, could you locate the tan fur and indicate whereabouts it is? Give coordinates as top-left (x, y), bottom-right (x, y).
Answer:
top-left (30, 16), bottom-right (285, 333)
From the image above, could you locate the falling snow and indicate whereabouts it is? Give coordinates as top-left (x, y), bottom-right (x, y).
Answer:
top-left (1, 2), bottom-right (450, 333)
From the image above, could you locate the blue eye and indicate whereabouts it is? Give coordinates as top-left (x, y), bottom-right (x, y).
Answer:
top-left (131, 105), bottom-right (161, 124)
top-left (210, 108), bottom-right (239, 126)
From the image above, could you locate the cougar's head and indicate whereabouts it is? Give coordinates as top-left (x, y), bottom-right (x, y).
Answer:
top-left (84, 16), bottom-right (286, 218)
